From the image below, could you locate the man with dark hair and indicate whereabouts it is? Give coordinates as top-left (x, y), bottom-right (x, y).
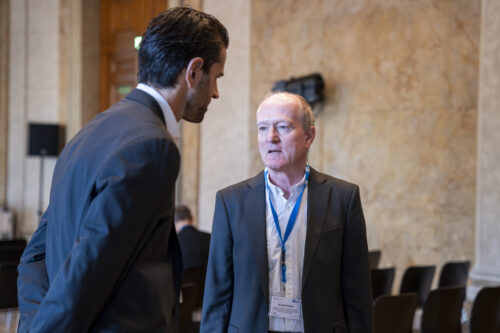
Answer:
top-left (175, 205), bottom-right (211, 271)
top-left (17, 7), bottom-right (228, 332)
top-left (201, 92), bottom-right (372, 332)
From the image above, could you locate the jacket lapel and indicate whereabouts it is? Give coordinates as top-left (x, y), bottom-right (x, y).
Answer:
top-left (245, 171), bottom-right (270, 302)
top-left (302, 168), bottom-right (330, 289)
top-left (125, 88), bottom-right (166, 126)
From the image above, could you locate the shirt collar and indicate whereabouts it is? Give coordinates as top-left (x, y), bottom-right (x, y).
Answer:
top-left (264, 167), bottom-right (307, 200)
top-left (136, 83), bottom-right (181, 142)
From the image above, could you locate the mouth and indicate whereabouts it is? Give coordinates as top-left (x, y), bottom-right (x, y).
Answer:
top-left (267, 150), bottom-right (281, 154)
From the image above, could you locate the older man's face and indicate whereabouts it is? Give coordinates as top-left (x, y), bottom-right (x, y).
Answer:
top-left (256, 95), bottom-right (314, 174)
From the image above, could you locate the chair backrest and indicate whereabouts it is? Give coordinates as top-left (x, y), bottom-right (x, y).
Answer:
top-left (182, 266), bottom-right (207, 310)
top-left (0, 238), bottom-right (27, 263)
top-left (373, 293), bottom-right (417, 333)
top-left (469, 286), bottom-right (500, 333)
top-left (0, 239), bottom-right (27, 248)
top-left (399, 265), bottom-right (436, 306)
top-left (420, 286), bottom-right (465, 333)
top-left (371, 267), bottom-right (396, 301)
top-left (438, 261), bottom-right (470, 288)
top-left (369, 250), bottom-right (382, 269)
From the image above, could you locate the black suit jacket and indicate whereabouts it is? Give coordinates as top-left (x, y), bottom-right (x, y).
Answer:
top-left (201, 168), bottom-right (373, 333)
top-left (17, 89), bottom-right (183, 332)
top-left (178, 225), bottom-right (211, 270)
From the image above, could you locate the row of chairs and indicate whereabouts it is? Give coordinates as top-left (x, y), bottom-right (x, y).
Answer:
top-left (374, 286), bottom-right (500, 333)
top-left (371, 261), bottom-right (470, 304)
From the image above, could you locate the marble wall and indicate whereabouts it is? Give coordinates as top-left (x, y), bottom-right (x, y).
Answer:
top-left (247, 0), bottom-right (480, 288)
top-left (4, 0), bottom-right (486, 291)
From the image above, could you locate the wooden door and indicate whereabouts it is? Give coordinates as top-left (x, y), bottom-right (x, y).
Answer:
top-left (100, 0), bottom-right (168, 111)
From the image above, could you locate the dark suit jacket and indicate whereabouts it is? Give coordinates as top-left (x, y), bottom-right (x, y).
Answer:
top-left (17, 89), bottom-right (183, 332)
top-left (178, 225), bottom-right (211, 271)
top-left (201, 169), bottom-right (373, 333)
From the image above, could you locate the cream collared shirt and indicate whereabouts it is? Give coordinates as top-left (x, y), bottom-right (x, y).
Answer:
top-left (266, 169), bottom-right (308, 332)
top-left (136, 83), bottom-right (180, 143)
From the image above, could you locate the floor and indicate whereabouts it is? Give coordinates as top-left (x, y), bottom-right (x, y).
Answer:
top-left (0, 311), bottom-right (18, 333)
top-left (0, 309), bottom-right (471, 333)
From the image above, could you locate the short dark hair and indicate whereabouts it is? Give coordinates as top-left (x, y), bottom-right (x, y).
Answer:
top-left (175, 204), bottom-right (193, 222)
top-left (137, 7), bottom-right (229, 89)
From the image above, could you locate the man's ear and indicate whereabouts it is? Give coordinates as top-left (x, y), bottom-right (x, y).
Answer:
top-left (184, 57), bottom-right (204, 88)
top-left (305, 125), bottom-right (316, 148)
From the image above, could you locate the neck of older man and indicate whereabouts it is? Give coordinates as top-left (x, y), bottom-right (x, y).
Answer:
top-left (267, 163), bottom-right (306, 200)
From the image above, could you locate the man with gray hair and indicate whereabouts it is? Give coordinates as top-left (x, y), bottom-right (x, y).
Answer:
top-left (201, 92), bottom-right (373, 332)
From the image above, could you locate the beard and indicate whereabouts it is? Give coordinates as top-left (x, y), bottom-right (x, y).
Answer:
top-left (183, 76), bottom-right (210, 123)
top-left (184, 99), bottom-right (208, 123)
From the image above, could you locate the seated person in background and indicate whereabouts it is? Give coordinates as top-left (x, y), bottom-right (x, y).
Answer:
top-left (175, 205), bottom-right (211, 270)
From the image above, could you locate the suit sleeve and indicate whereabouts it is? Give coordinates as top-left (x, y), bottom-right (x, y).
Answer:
top-left (28, 138), bottom-right (179, 332)
top-left (342, 185), bottom-right (374, 332)
top-left (200, 191), bottom-right (234, 333)
top-left (17, 211), bottom-right (50, 333)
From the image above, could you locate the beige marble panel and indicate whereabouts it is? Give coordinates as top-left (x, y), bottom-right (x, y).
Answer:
top-left (469, 0), bottom-right (500, 294)
top-left (179, 121), bottom-right (201, 220)
top-left (7, 0), bottom-right (28, 233)
top-left (251, 0), bottom-right (480, 288)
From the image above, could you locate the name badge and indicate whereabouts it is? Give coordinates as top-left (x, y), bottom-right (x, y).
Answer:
top-left (270, 295), bottom-right (302, 320)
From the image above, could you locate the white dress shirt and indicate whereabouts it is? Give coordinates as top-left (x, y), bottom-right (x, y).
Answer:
top-left (136, 83), bottom-right (180, 142)
top-left (266, 169), bottom-right (308, 332)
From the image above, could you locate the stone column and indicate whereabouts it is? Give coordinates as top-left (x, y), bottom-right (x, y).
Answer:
top-left (468, 0), bottom-right (500, 299)
top-left (198, 0), bottom-right (251, 231)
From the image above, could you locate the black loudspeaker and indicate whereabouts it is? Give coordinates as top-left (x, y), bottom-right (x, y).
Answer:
top-left (27, 123), bottom-right (64, 217)
top-left (272, 73), bottom-right (325, 107)
top-left (27, 123), bottom-right (63, 157)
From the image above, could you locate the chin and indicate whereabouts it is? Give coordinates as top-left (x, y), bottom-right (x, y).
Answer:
top-left (184, 109), bottom-right (206, 123)
top-left (264, 162), bottom-right (285, 171)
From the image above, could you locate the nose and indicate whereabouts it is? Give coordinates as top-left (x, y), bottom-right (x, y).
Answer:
top-left (212, 83), bottom-right (219, 99)
top-left (266, 126), bottom-right (279, 143)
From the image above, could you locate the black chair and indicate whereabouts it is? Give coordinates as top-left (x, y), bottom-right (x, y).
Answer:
top-left (420, 286), bottom-right (465, 333)
top-left (371, 267), bottom-right (395, 301)
top-left (179, 283), bottom-right (199, 333)
top-left (0, 238), bottom-right (26, 310)
top-left (373, 293), bottom-right (417, 333)
top-left (469, 286), bottom-right (500, 333)
top-left (369, 250), bottom-right (382, 269)
top-left (438, 261), bottom-right (470, 288)
top-left (399, 265), bottom-right (436, 307)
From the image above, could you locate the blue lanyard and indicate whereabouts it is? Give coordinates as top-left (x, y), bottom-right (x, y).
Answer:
top-left (264, 164), bottom-right (310, 287)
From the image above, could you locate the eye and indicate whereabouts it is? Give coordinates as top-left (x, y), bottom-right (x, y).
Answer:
top-left (258, 125), bottom-right (268, 132)
top-left (277, 124), bottom-right (290, 134)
